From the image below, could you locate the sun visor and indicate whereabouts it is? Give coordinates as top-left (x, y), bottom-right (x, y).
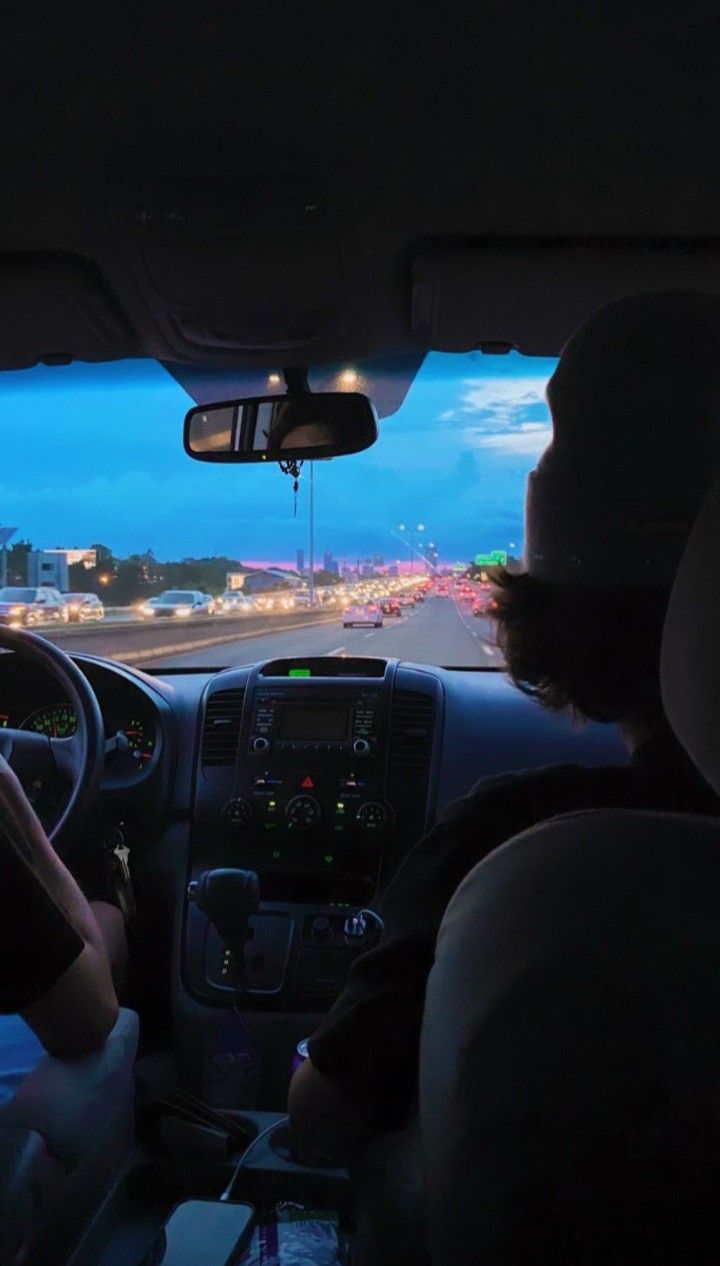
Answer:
top-left (411, 243), bottom-right (720, 355)
top-left (114, 179), bottom-right (364, 363)
top-left (0, 254), bottom-right (137, 370)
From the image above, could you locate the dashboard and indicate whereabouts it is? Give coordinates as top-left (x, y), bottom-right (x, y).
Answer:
top-left (0, 648), bottom-right (628, 1093)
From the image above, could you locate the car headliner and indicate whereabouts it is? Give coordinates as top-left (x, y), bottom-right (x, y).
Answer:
top-left (2, 3), bottom-right (719, 375)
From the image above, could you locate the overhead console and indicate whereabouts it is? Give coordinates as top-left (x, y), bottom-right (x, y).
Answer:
top-left (110, 174), bottom-right (365, 366)
top-left (184, 657), bottom-right (441, 1011)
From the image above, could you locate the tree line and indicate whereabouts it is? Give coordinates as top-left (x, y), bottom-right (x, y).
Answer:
top-left (4, 541), bottom-right (341, 605)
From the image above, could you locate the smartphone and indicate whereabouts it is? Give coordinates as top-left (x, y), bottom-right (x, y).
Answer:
top-left (155, 1200), bottom-right (254, 1266)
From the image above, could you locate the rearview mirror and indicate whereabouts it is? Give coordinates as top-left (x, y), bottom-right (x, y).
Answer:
top-left (184, 393), bottom-right (378, 463)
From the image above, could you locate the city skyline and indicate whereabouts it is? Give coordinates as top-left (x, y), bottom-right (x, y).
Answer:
top-left (0, 350), bottom-right (557, 563)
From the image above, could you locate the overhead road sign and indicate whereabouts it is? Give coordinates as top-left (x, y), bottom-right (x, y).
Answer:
top-left (474, 550), bottom-right (507, 567)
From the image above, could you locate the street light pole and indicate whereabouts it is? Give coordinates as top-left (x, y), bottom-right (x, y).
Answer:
top-left (309, 460), bottom-right (315, 608)
top-left (399, 522), bottom-right (425, 575)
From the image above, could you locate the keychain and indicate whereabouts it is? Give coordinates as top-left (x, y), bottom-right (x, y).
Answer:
top-left (278, 458), bottom-right (303, 516)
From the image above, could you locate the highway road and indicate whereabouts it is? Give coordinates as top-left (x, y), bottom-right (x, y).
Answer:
top-left (151, 596), bottom-right (503, 670)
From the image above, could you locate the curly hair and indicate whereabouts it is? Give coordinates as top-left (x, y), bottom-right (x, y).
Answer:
top-left (489, 568), bottom-right (671, 725)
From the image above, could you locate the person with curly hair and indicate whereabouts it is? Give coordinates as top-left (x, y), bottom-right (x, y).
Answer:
top-left (289, 290), bottom-right (720, 1163)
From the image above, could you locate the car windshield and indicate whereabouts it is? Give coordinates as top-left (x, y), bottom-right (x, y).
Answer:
top-left (0, 351), bottom-right (557, 669)
top-left (66, 593), bottom-right (90, 601)
top-left (0, 588), bottom-right (36, 602)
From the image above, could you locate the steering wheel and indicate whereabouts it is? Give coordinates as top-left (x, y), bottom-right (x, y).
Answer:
top-left (0, 627), bottom-right (105, 859)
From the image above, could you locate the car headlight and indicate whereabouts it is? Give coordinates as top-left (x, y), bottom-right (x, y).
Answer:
top-left (10, 605), bottom-right (24, 615)
top-left (174, 605), bottom-right (192, 617)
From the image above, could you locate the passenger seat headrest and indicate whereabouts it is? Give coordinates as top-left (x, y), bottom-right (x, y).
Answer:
top-left (661, 477), bottom-right (720, 796)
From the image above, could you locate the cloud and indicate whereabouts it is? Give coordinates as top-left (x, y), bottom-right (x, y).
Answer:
top-left (432, 371), bottom-right (553, 462)
top-left (439, 374), bottom-right (551, 432)
top-left (473, 421), bottom-right (552, 457)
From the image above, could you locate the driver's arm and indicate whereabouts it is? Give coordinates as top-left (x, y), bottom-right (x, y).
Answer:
top-left (0, 756), bottom-right (118, 1058)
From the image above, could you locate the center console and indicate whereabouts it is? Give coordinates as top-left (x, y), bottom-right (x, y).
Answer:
top-left (183, 657), bottom-right (440, 1011)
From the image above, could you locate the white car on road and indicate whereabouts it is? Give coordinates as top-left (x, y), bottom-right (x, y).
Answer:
top-left (342, 602), bottom-right (383, 628)
top-left (218, 591), bottom-right (254, 614)
top-left (64, 592), bottom-right (105, 622)
top-left (141, 590), bottom-right (214, 618)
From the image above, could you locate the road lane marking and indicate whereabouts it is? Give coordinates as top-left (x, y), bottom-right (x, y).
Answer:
top-left (451, 597), bottom-right (502, 659)
top-left (326, 646), bottom-right (346, 654)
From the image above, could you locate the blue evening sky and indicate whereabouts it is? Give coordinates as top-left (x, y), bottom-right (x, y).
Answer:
top-left (0, 351), bottom-right (557, 566)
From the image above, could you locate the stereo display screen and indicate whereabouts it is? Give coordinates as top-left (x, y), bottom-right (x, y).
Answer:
top-left (277, 705), bottom-right (349, 741)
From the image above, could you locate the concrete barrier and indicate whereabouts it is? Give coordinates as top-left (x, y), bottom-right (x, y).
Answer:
top-left (42, 609), bottom-right (341, 665)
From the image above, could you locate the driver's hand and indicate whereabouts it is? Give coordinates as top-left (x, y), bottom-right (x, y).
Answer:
top-left (0, 752), bottom-right (102, 951)
top-left (0, 751), bottom-right (53, 871)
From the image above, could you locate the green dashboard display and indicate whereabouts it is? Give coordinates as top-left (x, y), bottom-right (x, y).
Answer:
top-left (288, 668), bottom-right (311, 678)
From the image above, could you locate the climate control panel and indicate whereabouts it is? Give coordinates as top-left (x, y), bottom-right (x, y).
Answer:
top-left (220, 783), bottom-right (392, 839)
top-left (215, 760), bottom-right (393, 900)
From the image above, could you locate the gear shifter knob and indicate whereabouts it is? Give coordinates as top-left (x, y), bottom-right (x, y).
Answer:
top-left (188, 868), bottom-right (260, 980)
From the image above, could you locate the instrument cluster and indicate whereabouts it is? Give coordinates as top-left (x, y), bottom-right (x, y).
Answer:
top-left (0, 679), bottom-right (159, 780)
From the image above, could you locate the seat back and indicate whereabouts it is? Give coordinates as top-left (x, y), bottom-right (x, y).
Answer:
top-left (0, 1128), bottom-right (60, 1266)
top-left (421, 809), bottom-right (720, 1264)
top-left (348, 1116), bottom-right (428, 1266)
top-left (661, 477), bottom-right (720, 803)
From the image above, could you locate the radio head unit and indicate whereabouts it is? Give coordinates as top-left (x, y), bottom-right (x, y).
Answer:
top-left (250, 686), bottom-right (378, 756)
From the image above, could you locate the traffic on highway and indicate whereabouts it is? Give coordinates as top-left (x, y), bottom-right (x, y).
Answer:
top-left (0, 574), bottom-right (501, 670)
top-left (154, 587), bottom-right (501, 670)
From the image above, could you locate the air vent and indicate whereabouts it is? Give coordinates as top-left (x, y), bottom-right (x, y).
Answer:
top-left (388, 689), bottom-right (436, 771)
top-left (201, 689), bottom-right (245, 766)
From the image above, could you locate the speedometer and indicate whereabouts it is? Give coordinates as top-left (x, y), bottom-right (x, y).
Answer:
top-left (20, 704), bottom-right (77, 738)
top-left (121, 717), bottom-right (155, 763)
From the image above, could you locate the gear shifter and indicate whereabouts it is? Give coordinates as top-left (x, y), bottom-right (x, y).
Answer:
top-left (188, 868), bottom-right (260, 985)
